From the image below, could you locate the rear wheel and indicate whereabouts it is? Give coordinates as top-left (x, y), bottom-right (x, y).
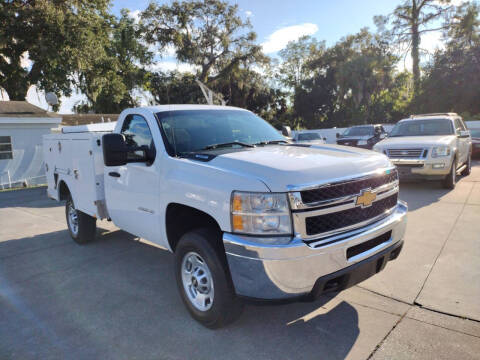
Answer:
top-left (443, 157), bottom-right (457, 189)
top-left (174, 228), bottom-right (243, 328)
top-left (66, 196), bottom-right (96, 244)
top-left (461, 152), bottom-right (472, 176)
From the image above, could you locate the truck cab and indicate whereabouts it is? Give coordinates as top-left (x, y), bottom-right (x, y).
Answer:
top-left (44, 105), bottom-right (407, 328)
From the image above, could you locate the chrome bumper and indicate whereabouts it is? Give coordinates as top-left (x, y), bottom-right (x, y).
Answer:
top-left (391, 158), bottom-right (453, 176)
top-left (223, 201), bottom-right (407, 299)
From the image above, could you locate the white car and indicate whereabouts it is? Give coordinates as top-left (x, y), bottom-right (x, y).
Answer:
top-left (292, 131), bottom-right (326, 145)
top-left (44, 105), bottom-right (407, 328)
top-left (374, 113), bottom-right (472, 189)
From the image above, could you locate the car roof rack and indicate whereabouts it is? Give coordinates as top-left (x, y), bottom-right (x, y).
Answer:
top-left (409, 113), bottom-right (458, 118)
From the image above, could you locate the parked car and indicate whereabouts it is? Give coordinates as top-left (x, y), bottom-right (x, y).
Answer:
top-left (373, 113), bottom-right (472, 189)
top-left (336, 124), bottom-right (387, 149)
top-left (44, 105), bottom-right (407, 328)
top-left (469, 128), bottom-right (480, 158)
top-left (292, 131), bottom-right (326, 145)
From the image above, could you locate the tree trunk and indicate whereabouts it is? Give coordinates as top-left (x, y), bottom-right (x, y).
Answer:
top-left (1, 79), bottom-right (29, 101)
top-left (411, 23), bottom-right (421, 97)
top-left (411, 1), bottom-right (421, 97)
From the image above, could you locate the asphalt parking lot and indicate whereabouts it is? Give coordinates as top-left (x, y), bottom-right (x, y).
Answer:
top-left (1, 163), bottom-right (480, 360)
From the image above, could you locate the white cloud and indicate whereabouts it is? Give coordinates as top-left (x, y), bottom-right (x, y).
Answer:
top-left (148, 61), bottom-right (197, 73)
top-left (245, 10), bottom-right (252, 17)
top-left (261, 23), bottom-right (318, 54)
top-left (128, 9), bottom-right (141, 23)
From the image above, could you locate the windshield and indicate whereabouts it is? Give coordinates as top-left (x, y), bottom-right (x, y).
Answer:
top-left (156, 110), bottom-right (285, 155)
top-left (390, 118), bottom-right (454, 137)
top-left (298, 133), bottom-right (321, 141)
top-left (470, 129), bottom-right (480, 138)
top-left (343, 126), bottom-right (374, 136)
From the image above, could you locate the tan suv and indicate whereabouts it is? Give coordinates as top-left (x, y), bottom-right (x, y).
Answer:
top-left (373, 113), bottom-right (472, 189)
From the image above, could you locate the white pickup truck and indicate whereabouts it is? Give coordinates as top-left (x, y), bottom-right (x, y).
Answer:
top-left (43, 105), bottom-right (407, 328)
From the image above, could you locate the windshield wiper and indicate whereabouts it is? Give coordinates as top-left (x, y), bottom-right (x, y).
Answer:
top-left (202, 141), bottom-right (255, 150)
top-left (254, 140), bottom-right (290, 146)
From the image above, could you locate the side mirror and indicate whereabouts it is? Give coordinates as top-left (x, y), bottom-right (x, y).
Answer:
top-left (336, 133), bottom-right (340, 139)
top-left (380, 133), bottom-right (387, 139)
top-left (103, 133), bottom-right (127, 166)
top-left (323, 137), bottom-right (327, 141)
top-left (282, 126), bottom-right (292, 138)
top-left (458, 130), bottom-right (470, 138)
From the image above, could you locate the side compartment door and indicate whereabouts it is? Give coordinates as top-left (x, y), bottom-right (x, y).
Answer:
top-left (104, 114), bottom-right (161, 241)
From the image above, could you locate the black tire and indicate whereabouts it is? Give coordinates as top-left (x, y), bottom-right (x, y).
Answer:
top-left (443, 157), bottom-right (457, 189)
top-left (461, 152), bottom-right (472, 176)
top-left (65, 195), bottom-right (96, 244)
top-left (174, 228), bottom-right (243, 329)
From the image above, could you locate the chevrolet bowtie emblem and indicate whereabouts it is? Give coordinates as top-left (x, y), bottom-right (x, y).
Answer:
top-left (356, 189), bottom-right (377, 208)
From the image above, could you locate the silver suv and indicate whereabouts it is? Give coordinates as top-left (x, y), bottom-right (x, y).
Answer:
top-left (373, 113), bottom-right (472, 189)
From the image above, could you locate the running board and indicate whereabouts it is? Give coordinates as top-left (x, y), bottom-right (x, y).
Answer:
top-left (456, 163), bottom-right (467, 174)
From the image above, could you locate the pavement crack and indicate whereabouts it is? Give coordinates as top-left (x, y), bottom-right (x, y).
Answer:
top-left (366, 308), bottom-right (408, 359)
top-left (357, 285), bottom-right (413, 306)
top-left (413, 302), bottom-right (480, 324)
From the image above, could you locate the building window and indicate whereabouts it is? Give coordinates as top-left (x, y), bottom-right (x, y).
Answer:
top-left (0, 136), bottom-right (13, 160)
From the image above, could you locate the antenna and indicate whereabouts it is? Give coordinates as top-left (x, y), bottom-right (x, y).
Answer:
top-left (195, 79), bottom-right (226, 106)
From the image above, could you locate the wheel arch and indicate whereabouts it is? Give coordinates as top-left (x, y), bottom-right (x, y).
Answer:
top-left (165, 203), bottom-right (222, 252)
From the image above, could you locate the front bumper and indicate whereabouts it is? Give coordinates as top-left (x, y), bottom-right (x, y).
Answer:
top-left (391, 157), bottom-right (453, 178)
top-left (223, 201), bottom-right (407, 300)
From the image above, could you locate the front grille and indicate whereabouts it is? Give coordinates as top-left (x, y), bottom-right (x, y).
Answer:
top-left (305, 194), bottom-right (398, 236)
top-left (300, 169), bottom-right (398, 204)
top-left (387, 148), bottom-right (424, 158)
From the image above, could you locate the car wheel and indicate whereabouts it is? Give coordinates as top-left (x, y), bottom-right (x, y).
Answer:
top-left (461, 152), bottom-right (472, 176)
top-left (174, 228), bottom-right (243, 329)
top-left (66, 195), bottom-right (96, 244)
top-left (442, 157), bottom-right (457, 189)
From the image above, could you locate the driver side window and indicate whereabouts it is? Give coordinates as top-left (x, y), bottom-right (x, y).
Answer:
top-left (121, 114), bottom-right (156, 162)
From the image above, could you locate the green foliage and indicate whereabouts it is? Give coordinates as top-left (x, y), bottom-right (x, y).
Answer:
top-left (141, 0), bottom-right (265, 83)
top-left (293, 29), bottom-right (410, 128)
top-left (375, 0), bottom-right (453, 97)
top-left (74, 9), bottom-right (153, 113)
top-left (0, 0), bottom-right (111, 101)
top-left (150, 71), bottom-right (205, 105)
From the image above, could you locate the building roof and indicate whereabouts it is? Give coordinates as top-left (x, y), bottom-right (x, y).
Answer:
top-left (0, 101), bottom-right (58, 118)
top-left (61, 113), bottom-right (119, 126)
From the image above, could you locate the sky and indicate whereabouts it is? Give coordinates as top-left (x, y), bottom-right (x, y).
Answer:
top-left (8, 0), bottom-right (462, 113)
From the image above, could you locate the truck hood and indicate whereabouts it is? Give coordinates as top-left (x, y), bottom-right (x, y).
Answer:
top-left (375, 135), bottom-right (455, 149)
top-left (208, 145), bottom-right (391, 192)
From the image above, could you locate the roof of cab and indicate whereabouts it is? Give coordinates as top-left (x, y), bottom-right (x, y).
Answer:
top-left (141, 104), bottom-right (249, 113)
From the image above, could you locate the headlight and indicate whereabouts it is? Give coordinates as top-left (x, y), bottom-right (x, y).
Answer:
top-left (373, 145), bottom-right (382, 153)
top-left (358, 140), bottom-right (368, 145)
top-left (231, 192), bottom-right (292, 237)
top-left (432, 146), bottom-right (451, 157)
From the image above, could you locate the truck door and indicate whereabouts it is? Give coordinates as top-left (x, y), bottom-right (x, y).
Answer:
top-left (104, 114), bottom-right (161, 242)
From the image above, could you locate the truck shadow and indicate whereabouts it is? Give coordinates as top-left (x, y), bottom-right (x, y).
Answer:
top-left (0, 186), bottom-right (60, 209)
top-left (0, 228), bottom-right (359, 360)
top-left (398, 174), bottom-right (469, 212)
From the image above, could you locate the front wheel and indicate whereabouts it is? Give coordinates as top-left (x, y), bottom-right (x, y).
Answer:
top-left (66, 196), bottom-right (96, 244)
top-left (461, 152), bottom-right (472, 176)
top-left (442, 157), bottom-right (457, 189)
top-left (174, 228), bottom-right (243, 329)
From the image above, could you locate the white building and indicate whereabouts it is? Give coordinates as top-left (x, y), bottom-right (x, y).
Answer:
top-left (0, 101), bottom-right (61, 188)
